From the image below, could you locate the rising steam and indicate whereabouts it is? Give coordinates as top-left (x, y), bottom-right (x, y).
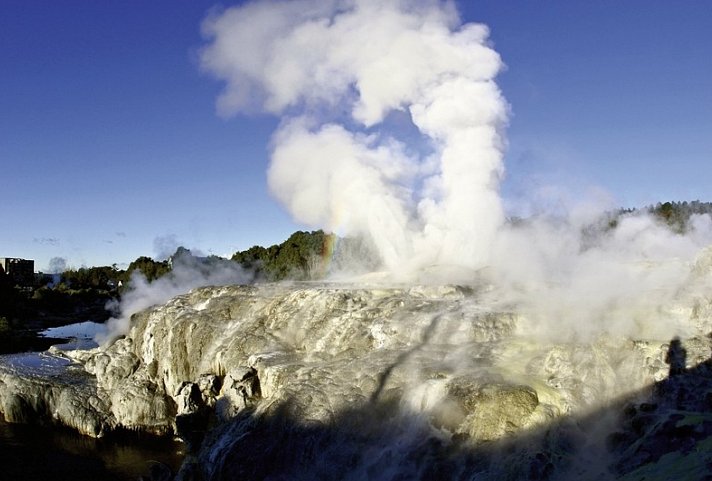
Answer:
top-left (200, 0), bottom-right (712, 340)
top-left (201, 0), bottom-right (507, 275)
top-left (98, 255), bottom-right (248, 343)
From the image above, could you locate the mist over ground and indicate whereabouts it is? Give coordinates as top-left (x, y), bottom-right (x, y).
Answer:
top-left (198, 0), bottom-right (712, 342)
top-left (99, 253), bottom-right (249, 343)
top-left (105, 0), bottom-right (712, 344)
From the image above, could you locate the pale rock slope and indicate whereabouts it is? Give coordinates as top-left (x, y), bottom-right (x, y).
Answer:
top-left (1, 272), bottom-right (712, 479)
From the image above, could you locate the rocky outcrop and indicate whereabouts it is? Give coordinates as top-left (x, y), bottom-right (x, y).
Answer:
top-left (0, 354), bottom-right (112, 436)
top-left (0, 282), bottom-right (711, 480)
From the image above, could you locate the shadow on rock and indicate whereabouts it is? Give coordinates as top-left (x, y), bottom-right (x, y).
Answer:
top-left (180, 337), bottom-right (712, 481)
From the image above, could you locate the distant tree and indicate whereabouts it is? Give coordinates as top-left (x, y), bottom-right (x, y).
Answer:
top-left (125, 256), bottom-right (170, 282)
top-left (231, 230), bottom-right (334, 281)
top-left (232, 245), bottom-right (268, 269)
top-left (0, 316), bottom-right (10, 335)
top-left (61, 265), bottom-right (122, 290)
top-left (647, 200), bottom-right (712, 233)
top-left (0, 274), bottom-right (27, 320)
top-left (170, 246), bottom-right (193, 265)
top-left (0, 316), bottom-right (13, 351)
top-left (595, 201), bottom-right (712, 236)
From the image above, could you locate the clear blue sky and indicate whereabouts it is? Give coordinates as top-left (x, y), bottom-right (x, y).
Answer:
top-left (1, 1), bottom-right (710, 271)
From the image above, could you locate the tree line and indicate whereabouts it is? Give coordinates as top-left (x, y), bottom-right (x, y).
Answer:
top-left (50, 229), bottom-right (332, 291)
top-left (231, 230), bottom-right (334, 281)
top-left (4, 201), bottom-right (712, 344)
top-left (36, 200), bottom-right (712, 293)
top-left (647, 201), bottom-right (712, 233)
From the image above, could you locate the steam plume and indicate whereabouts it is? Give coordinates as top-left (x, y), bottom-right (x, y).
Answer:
top-left (201, 0), bottom-right (508, 274)
top-left (490, 211), bottom-right (712, 341)
top-left (98, 255), bottom-right (248, 343)
top-left (200, 0), bottom-right (712, 341)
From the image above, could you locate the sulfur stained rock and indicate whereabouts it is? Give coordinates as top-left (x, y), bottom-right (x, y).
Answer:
top-left (447, 378), bottom-right (539, 441)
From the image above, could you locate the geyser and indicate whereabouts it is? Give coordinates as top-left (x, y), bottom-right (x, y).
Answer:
top-left (201, 0), bottom-right (508, 274)
top-left (4, 3), bottom-right (711, 480)
top-left (201, 0), bottom-right (712, 343)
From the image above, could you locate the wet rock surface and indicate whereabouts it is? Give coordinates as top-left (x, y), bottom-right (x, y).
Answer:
top-left (0, 282), bottom-right (711, 480)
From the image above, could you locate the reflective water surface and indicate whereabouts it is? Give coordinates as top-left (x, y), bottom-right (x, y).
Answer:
top-left (40, 320), bottom-right (107, 342)
top-left (0, 420), bottom-right (184, 481)
top-left (0, 320), bottom-right (184, 480)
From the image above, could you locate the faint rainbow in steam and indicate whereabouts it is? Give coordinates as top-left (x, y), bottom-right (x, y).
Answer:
top-left (318, 232), bottom-right (338, 278)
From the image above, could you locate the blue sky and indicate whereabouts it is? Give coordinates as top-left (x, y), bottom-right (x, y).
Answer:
top-left (1, 1), bottom-right (710, 271)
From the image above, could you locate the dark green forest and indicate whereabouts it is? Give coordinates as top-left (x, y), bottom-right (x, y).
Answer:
top-left (232, 230), bottom-right (334, 281)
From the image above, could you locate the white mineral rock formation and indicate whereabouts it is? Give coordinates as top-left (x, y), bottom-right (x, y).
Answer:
top-left (0, 272), bottom-right (711, 479)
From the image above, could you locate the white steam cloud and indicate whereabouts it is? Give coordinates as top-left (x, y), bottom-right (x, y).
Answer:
top-left (201, 0), bottom-right (507, 275)
top-left (47, 256), bottom-right (68, 275)
top-left (98, 255), bottom-right (249, 343)
top-left (200, 0), bottom-right (712, 341)
top-left (491, 212), bottom-right (712, 341)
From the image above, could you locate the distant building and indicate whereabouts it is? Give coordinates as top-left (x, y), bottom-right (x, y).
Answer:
top-left (0, 257), bottom-right (35, 286)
